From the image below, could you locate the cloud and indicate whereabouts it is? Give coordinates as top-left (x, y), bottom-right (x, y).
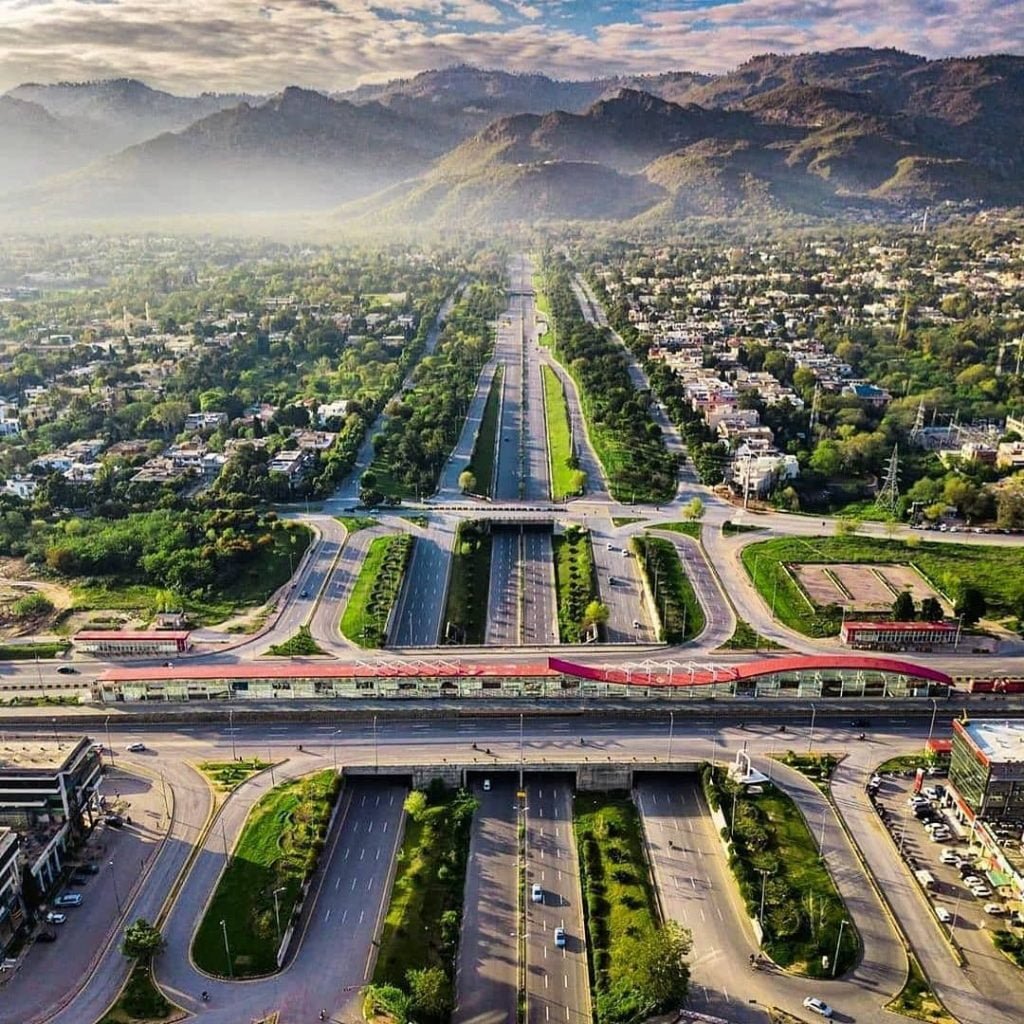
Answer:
top-left (0, 0), bottom-right (1020, 94)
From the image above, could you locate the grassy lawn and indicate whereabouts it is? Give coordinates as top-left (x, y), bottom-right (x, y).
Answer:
top-left (611, 517), bottom-right (645, 527)
top-left (553, 526), bottom-right (599, 643)
top-left (0, 641), bottom-right (69, 659)
top-left (722, 520), bottom-right (767, 536)
top-left (339, 534), bottom-right (413, 647)
top-left (442, 521), bottom-right (491, 644)
top-left (192, 769), bottom-right (339, 978)
top-left (336, 515), bottom-right (377, 532)
top-left (876, 754), bottom-right (942, 774)
top-left (886, 954), bottom-right (957, 1023)
top-left (197, 759), bottom-right (270, 793)
top-left (543, 365), bottom-right (584, 500)
top-left (574, 793), bottom-right (660, 1023)
top-left (702, 767), bottom-right (858, 978)
top-left (466, 366), bottom-right (502, 497)
top-left (776, 752), bottom-right (839, 795)
top-left (533, 273), bottom-right (555, 349)
top-left (98, 964), bottom-right (174, 1024)
top-left (718, 619), bottom-right (784, 651)
top-left (370, 787), bottom-right (477, 1012)
top-left (70, 522), bottom-right (311, 627)
top-left (651, 521), bottom-right (702, 541)
top-left (741, 535), bottom-right (1024, 637)
top-left (631, 536), bottom-right (704, 643)
top-left (267, 625), bottom-right (325, 657)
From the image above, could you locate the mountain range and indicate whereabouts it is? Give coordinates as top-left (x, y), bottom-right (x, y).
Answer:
top-left (2, 49), bottom-right (1022, 227)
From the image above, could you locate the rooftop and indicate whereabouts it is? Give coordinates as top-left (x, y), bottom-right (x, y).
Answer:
top-left (0, 739), bottom-right (78, 772)
top-left (961, 720), bottom-right (1024, 762)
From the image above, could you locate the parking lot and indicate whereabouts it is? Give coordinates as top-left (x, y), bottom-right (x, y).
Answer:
top-left (0, 768), bottom-right (168, 1022)
top-left (868, 767), bottom-right (1024, 974)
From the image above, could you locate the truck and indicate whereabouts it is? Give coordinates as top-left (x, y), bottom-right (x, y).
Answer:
top-left (915, 869), bottom-right (937, 890)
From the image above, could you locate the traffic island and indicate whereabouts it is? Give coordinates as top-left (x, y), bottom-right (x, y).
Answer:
top-left (631, 535), bottom-right (704, 642)
top-left (553, 526), bottom-right (601, 643)
top-left (340, 534), bottom-right (414, 647)
top-left (191, 769), bottom-right (340, 978)
top-left (701, 765), bottom-right (859, 978)
top-left (442, 520), bottom-right (492, 644)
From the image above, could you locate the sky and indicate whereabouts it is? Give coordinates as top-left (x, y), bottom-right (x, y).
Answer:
top-left (0, 0), bottom-right (1022, 95)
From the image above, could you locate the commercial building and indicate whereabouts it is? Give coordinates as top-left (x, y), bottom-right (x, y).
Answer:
top-left (840, 620), bottom-right (959, 650)
top-left (0, 737), bottom-right (102, 892)
top-left (0, 829), bottom-right (25, 956)
top-left (949, 719), bottom-right (1024, 823)
top-left (73, 629), bottom-right (191, 657)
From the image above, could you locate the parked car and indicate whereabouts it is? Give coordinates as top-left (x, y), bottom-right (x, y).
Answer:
top-left (53, 894), bottom-right (82, 908)
top-left (482, 779), bottom-right (491, 792)
top-left (969, 885), bottom-right (993, 899)
top-left (44, 912), bottom-right (66, 925)
top-left (940, 850), bottom-right (961, 865)
top-left (531, 883), bottom-right (543, 903)
top-left (126, 742), bottom-right (146, 752)
top-left (924, 787), bottom-right (942, 800)
top-left (984, 903), bottom-right (1006, 915)
top-left (104, 814), bottom-right (124, 828)
top-left (929, 829), bottom-right (952, 843)
top-left (802, 997), bottom-right (834, 1018)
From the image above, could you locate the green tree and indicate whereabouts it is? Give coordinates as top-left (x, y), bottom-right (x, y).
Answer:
top-left (11, 592), bottom-right (54, 618)
top-left (406, 965), bottom-right (452, 1023)
top-left (121, 919), bottom-right (165, 962)
top-left (954, 586), bottom-right (987, 626)
top-left (683, 497), bottom-right (705, 521)
top-left (582, 601), bottom-right (610, 627)
top-left (892, 591), bottom-right (915, 621)
top-left (996, 474), bottom-right (1024, 531)
top-left (611, 922), bottom-right (692, 1016)
top-left (834, 517), bottom-right (861, 537)
top-left (458, 470), bottom-right (477, 494)
top-left (403, 790), bottom-right (428, 822)
top-left (920, 596), bottom-right (944, 622)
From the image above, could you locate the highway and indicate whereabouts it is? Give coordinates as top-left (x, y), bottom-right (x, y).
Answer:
top-left (454, 777), bottom-right (519, 1024)
top-left (486, 530), bottom-right (520, 646)
top-left (524, 777), bottom-right (590, 1024)
top-left (390, 516), bottom-right (456, 646)
top-left (522, 527), bottom-right (558, 645)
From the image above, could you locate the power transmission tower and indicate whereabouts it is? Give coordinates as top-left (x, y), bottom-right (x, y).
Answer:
top-left (875, 444), bottom-right (901, 515)
top-left (808, 382), bottom-right (821, 432)
top-left (910, 399), bottom-right (925, 442)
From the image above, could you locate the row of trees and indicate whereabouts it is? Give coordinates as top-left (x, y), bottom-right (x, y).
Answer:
top-left (543, 260), bottom-right (678, 502)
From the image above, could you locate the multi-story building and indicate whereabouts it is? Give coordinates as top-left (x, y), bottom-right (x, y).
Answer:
top-left (0, 829), bottom-right (25, 955)
top-left (949, 719), bottom-right (1024, 824)
top-left (0, 738), bottom-right (102, 891)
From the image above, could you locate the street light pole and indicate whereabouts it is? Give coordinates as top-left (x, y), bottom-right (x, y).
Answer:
top-left (220, 919), bottom-right (233, 978)
top-left (831, 918), bottom-right (848, 977)
top-left (667, 711), bottom-right (675, 763)
top-left (109, 860), bottom-right (123, 918)
top-left (807, 703), bottom-right (817, 754)
top-left (105, 715), bottom-right (116, 769)
top-left (229, 708), bottom-right (236, 762)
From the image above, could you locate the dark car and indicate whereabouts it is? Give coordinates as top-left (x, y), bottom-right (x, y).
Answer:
top-left (104, 814), bottom-right (124, 828)
top-left (77, 863), bottom-right (100, 875)
top-left (57, 665), bottom-right (79, 675)
top-left (851, 718), bottom-right (870, 728)
top-left (36, 930), bottom-right (58, 943)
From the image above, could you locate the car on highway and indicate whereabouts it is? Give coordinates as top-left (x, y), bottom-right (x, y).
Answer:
top-left (126, 741), bottom-right (146, 752)
top-left (554, 926), bottom-right (566, 948)
top-left (53, 894), bottom-right (82, 908)
top-left (56, 666), bottom-right (79, 675)
top-left (802, 996), bottom-right (834, 1018)
top-left (482, 779), bottom-right (491, 792)
top-left (936, 907), bottom-right (953, 923)
top-left (300, 590), bottom-right (309, 598)
top-left (531, 883), bottom-right (543, 903)
top-left (44, 912), bottom-right (66, 925)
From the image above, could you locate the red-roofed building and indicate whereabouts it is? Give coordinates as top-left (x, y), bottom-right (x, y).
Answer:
top-left (74, 630), bottom-right (191, 657)
top-left (840, 620), bottom-right (958, 651)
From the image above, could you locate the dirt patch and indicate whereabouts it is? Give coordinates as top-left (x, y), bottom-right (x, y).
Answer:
top-left (791, 562), bottom-right (947, 613)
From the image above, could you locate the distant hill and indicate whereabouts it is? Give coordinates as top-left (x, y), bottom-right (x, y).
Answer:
top-left (7, 78), bottom-right (259, 151)
top-left (3, 88), bottom-right (443, 219)
top-left (3, 49), bottom-right (1023, 225)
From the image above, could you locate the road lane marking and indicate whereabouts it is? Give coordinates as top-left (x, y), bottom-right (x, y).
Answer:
top-left (325, 909), bottom-right (331, 922)
top-left (341, 909), bottom-right (348, 923)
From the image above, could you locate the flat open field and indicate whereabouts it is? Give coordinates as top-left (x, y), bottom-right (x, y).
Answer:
top-left (791, 562), bottom-right (947, 612)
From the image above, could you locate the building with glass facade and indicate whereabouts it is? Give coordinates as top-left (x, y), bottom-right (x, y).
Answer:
top-left (949, 719), bottom-right (1024, 822)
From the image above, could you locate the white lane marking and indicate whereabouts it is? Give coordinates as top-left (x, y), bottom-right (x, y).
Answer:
top-left (341, 909), bottom-right (348, 923)
top-left (324, 909), bottom-right (331, 923)
top-left (351, 877), bottom-right (357, 891)
top-left (360, 848), bottom-right (365, 861)
top-left (359, 909), bottom-right (365, 924)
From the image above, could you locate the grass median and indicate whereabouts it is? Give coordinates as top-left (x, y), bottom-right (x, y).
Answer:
top-left (466, 366), bottom-right (502, 497)
top-left (192, 769), bottom-right (340, 978)
top-left (740, 534), bottom-right (1024, 637)
top-left (340, 533), bottom-right (413, 647)
top-left (367, 785), bottom-right (477, 1024)
top-left (631, 535), bottom-right (704, 642)
top-left (553, 526), bottom-right (600, 642)
top-left (442, 520), bottom-right (491, 644)
top-left (576, 792), bottom-right (691, 1024)
top-left (542, 364), bottom-right (584, 500)
top-left (702, 766), bottom-right (858, 977)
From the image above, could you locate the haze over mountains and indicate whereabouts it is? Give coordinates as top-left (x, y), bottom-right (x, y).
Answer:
top-left (2, 48), bottom-right (1022, 227)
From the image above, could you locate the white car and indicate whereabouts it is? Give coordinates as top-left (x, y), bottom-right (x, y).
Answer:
top-left (531, 883), bottom-right (543, 903)
top-left (929, 830), bottom-right (952, 843)
top-left (984, 903), bottom-right (1006, 915)
top-left (482, 779), bottom-right (491, 792)
top-left (970, 885), bottom-right (993, 898)
top-left (940, 850), bottom-right (961, 865)
top-left (802, 996), bottom-right (834, 1018)
top-left (44, 912), bottom-right (66, 925)
top-left (935, 907), bottom-right (952, 923)
top-left (554, 926), bottom-right (566, 948)
top-left (126, 742), bottom-right (146, 752)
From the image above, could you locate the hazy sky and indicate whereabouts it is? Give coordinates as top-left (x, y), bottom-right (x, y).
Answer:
top-left (1, 0), bottom-right (1022, 94)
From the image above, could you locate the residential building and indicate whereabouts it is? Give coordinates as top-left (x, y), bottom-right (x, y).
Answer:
top-left (184, 411), bottom-right (228, 432)
top-left (316, 400), bottom-right (349, 425)
top-left (3, 476), bottom-right (38, 501)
